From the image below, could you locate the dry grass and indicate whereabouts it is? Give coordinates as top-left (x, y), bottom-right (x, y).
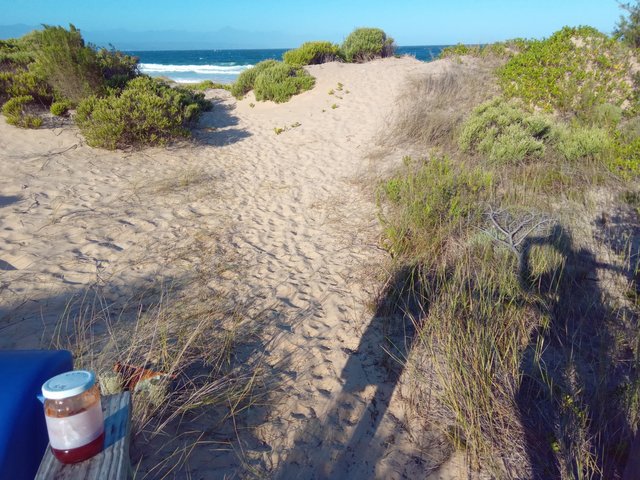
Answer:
top-left (49, 240), bottom-right (286, 478)
top-left (382, 59), bottom-right (502, 152)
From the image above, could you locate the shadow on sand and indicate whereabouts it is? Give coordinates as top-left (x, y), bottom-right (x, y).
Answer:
top-left (193, 97), bottom-right (251, 147)
top-left (275, 267), bottom-right (433, 479)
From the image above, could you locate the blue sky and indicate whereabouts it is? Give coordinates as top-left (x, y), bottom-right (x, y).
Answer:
top-left (0, 0), bottom-right (625, 49)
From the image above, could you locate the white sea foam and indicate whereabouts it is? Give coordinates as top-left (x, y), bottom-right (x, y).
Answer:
top-left (140, 63), bottom-right (252, 75)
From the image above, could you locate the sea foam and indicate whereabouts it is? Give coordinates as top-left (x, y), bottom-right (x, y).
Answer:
top-left (139, 63), bottom-right (252, 75)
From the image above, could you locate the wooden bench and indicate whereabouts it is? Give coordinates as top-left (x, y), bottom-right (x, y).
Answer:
top-left (35, 392), bottom-right (132, 480)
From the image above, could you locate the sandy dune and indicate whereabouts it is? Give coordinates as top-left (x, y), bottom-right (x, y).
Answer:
top-left (0, 57), bottom-right (467, 478)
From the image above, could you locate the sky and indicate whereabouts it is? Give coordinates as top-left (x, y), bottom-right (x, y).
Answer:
top-left (0, 0), bottom-right (626, 49)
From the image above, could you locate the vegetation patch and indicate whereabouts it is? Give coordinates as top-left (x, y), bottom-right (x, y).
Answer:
top-left (75, 76), bottom-right (210, 149)
top-left (498, 26), bottom-right (636, 116)
top-left (50, 99), bottom-right (71, 116)
top-left (233, 60), bottom-right (315, 103)
top-left (2, 94), bottom-right (42, 128)
top-left (341, 27), bottom-right (396, 63)
top-left (283, 41), bottom-right (343, 65)
top-left (459, 98), bottom-right (554, 164)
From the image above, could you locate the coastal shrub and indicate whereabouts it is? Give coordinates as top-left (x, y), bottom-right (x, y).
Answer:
top-left (75, 76), bottom-right (211, 149)
top-left (615, 1), bottom-right (640, 48)
top-left (50, 99), bottom-right (71, 116)
top-left (341, 27), bottom-right (396, 63)
top-left (253, 62), bottom-right (315, 103)
top-left (231, 59), bottom-right (278, 98)
top-left (2, 95), bottom-right (42, 128)
top-left (95, 47), bottom-right (139, 90)
top-left (498, 26), bottom-right (635, 115)
top-left (556, 125), bottom-right (613, 162)
top-left (31, 25), bottom-right (105, 103)
top-left (438, 43), bottom-right (483, 58)
top-left (283, 41), bottom-right (343, 66)
top-left (459, 98), bottom-right (554, 164)
top-left (0, 38), bottom-right (37, 68)
top-left (438, 39), bottom-right (532, 60)
top-left (185, 80), bottom-right (231, 91)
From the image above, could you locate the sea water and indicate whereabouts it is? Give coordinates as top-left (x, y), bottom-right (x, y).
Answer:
top-left (129, 46), bottom-right (447, 84)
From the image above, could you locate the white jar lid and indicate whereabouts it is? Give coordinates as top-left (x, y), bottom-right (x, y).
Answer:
top-left (42, 370), bottom-right (96, 400)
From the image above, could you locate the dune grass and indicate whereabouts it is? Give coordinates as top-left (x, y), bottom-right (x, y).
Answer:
top-left (378, 26), bottom-right (640, 478)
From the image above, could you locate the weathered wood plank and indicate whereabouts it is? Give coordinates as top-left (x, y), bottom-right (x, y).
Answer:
top-left (35, 392), bottom-right (132, 480)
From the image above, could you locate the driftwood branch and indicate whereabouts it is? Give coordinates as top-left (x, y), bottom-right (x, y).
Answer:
top-left (483, 207), bottom-right (552, 258)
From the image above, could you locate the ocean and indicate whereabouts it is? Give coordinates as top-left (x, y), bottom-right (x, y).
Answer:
top-left (129, 46), bottom-right (447, 84)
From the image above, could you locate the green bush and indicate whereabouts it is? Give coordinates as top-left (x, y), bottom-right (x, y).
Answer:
top-left (498, 26), bottom-right (635, 115)
top-left (50, 99), bottom-right (71, 116)
top-left (184, 80), bottom-right (231, 91)
top-left (31, 24), bottom-right (105, 103)
top-left (283, 41), bottom-right (343, 66)
top-left (438, 43), bottom-right (483, 59)
top-left (341, 28), bottom-right (396, 63)
top-left (231, 59), bottom-right (279, 98)
top-left (615, 1), bottom-right (640, 49)
top-left (75, 76), bottom-right (211, 149)
top-left (556, 125), bottom-right (613, 162)
top-left (2, 95), bottom-right (42, 128)
top-left (253, 62), bottom-right (315, 103)
top-left (459, 98), bottom-right (554, 163)
top-left (95, 48), bottom-right (139, 90)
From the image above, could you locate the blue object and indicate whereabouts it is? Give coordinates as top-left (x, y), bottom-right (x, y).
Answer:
top-left (0, 350), bottom-right (73, 480)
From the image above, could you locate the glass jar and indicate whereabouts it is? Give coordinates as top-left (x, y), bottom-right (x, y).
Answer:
top-left (42, 370), bottom-right (105, 464)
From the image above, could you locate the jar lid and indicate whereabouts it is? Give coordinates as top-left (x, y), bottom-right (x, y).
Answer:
top-left (42, 370), bottom-right (96, 400)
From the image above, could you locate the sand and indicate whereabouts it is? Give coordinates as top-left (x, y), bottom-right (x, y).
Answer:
top-left (0, 56), bottom-right (467, 478)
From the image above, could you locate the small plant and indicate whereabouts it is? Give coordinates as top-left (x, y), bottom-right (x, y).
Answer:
top-left (184, 80), bottom-right (230, 92)
top-left (75, 76), bottom-right (211, 149)
top-left (337, 82), bottom-right (344, 91)
top-left (328, 89), bottom-right (335, 95)
top-left (291, 122), bottom-right (301, 128)
top-left (249, 102), bottom-right (255, 108)
top-left (283, 41), bottom-right (343, 66)
top-left (274, 126), bottom-right (285, 135)
top-left (2, 94), bottom-right (42, 128)
top-left (341, 27), bottom-right (396, 63)
top-left (331, 103), bottom-right (338, 109)
top-left (50, 99), bottom-right (71, 116)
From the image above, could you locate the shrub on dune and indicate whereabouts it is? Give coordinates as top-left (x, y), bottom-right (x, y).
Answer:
top-left (231, 60), bottom-right (315, 103)
top-left (2, 95), bottom-right (42, 128)
top-left (231, 59), bottom-right (279, 99)
top-left (459, 98), bottom-right (554, 164)
top-left (283, 41), bottom-right (343, 66)
top-left (75, 76), bottom-right (211, 149)
top-left (253, 62), bottom-right (315, 103)
top-left (341, 27), bottom-right (396, 63)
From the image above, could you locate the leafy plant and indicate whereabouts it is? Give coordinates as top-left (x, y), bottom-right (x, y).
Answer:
top-left (30, 24), bottom-right (105, 103)
top-left (231, 59), bottom-right (279, 99)
top-left (2, 94), bottom-right (42, 128)
top-left (252, 62), bottom-right (315, 103)
top-left (341, 27), bottom-right (396, 63)
top-left (615, 1), bottom-right (640, 48)
top-left (50, 99), bottom-right (71, 116)
top-left (498, 26), bottom-right (635, 115)
top-left (459, 98), bottom-right (554, 164)
top-left (283, 41), bottom-right (343, 66)
top-left (75, 76), bottom-right (211, 149)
